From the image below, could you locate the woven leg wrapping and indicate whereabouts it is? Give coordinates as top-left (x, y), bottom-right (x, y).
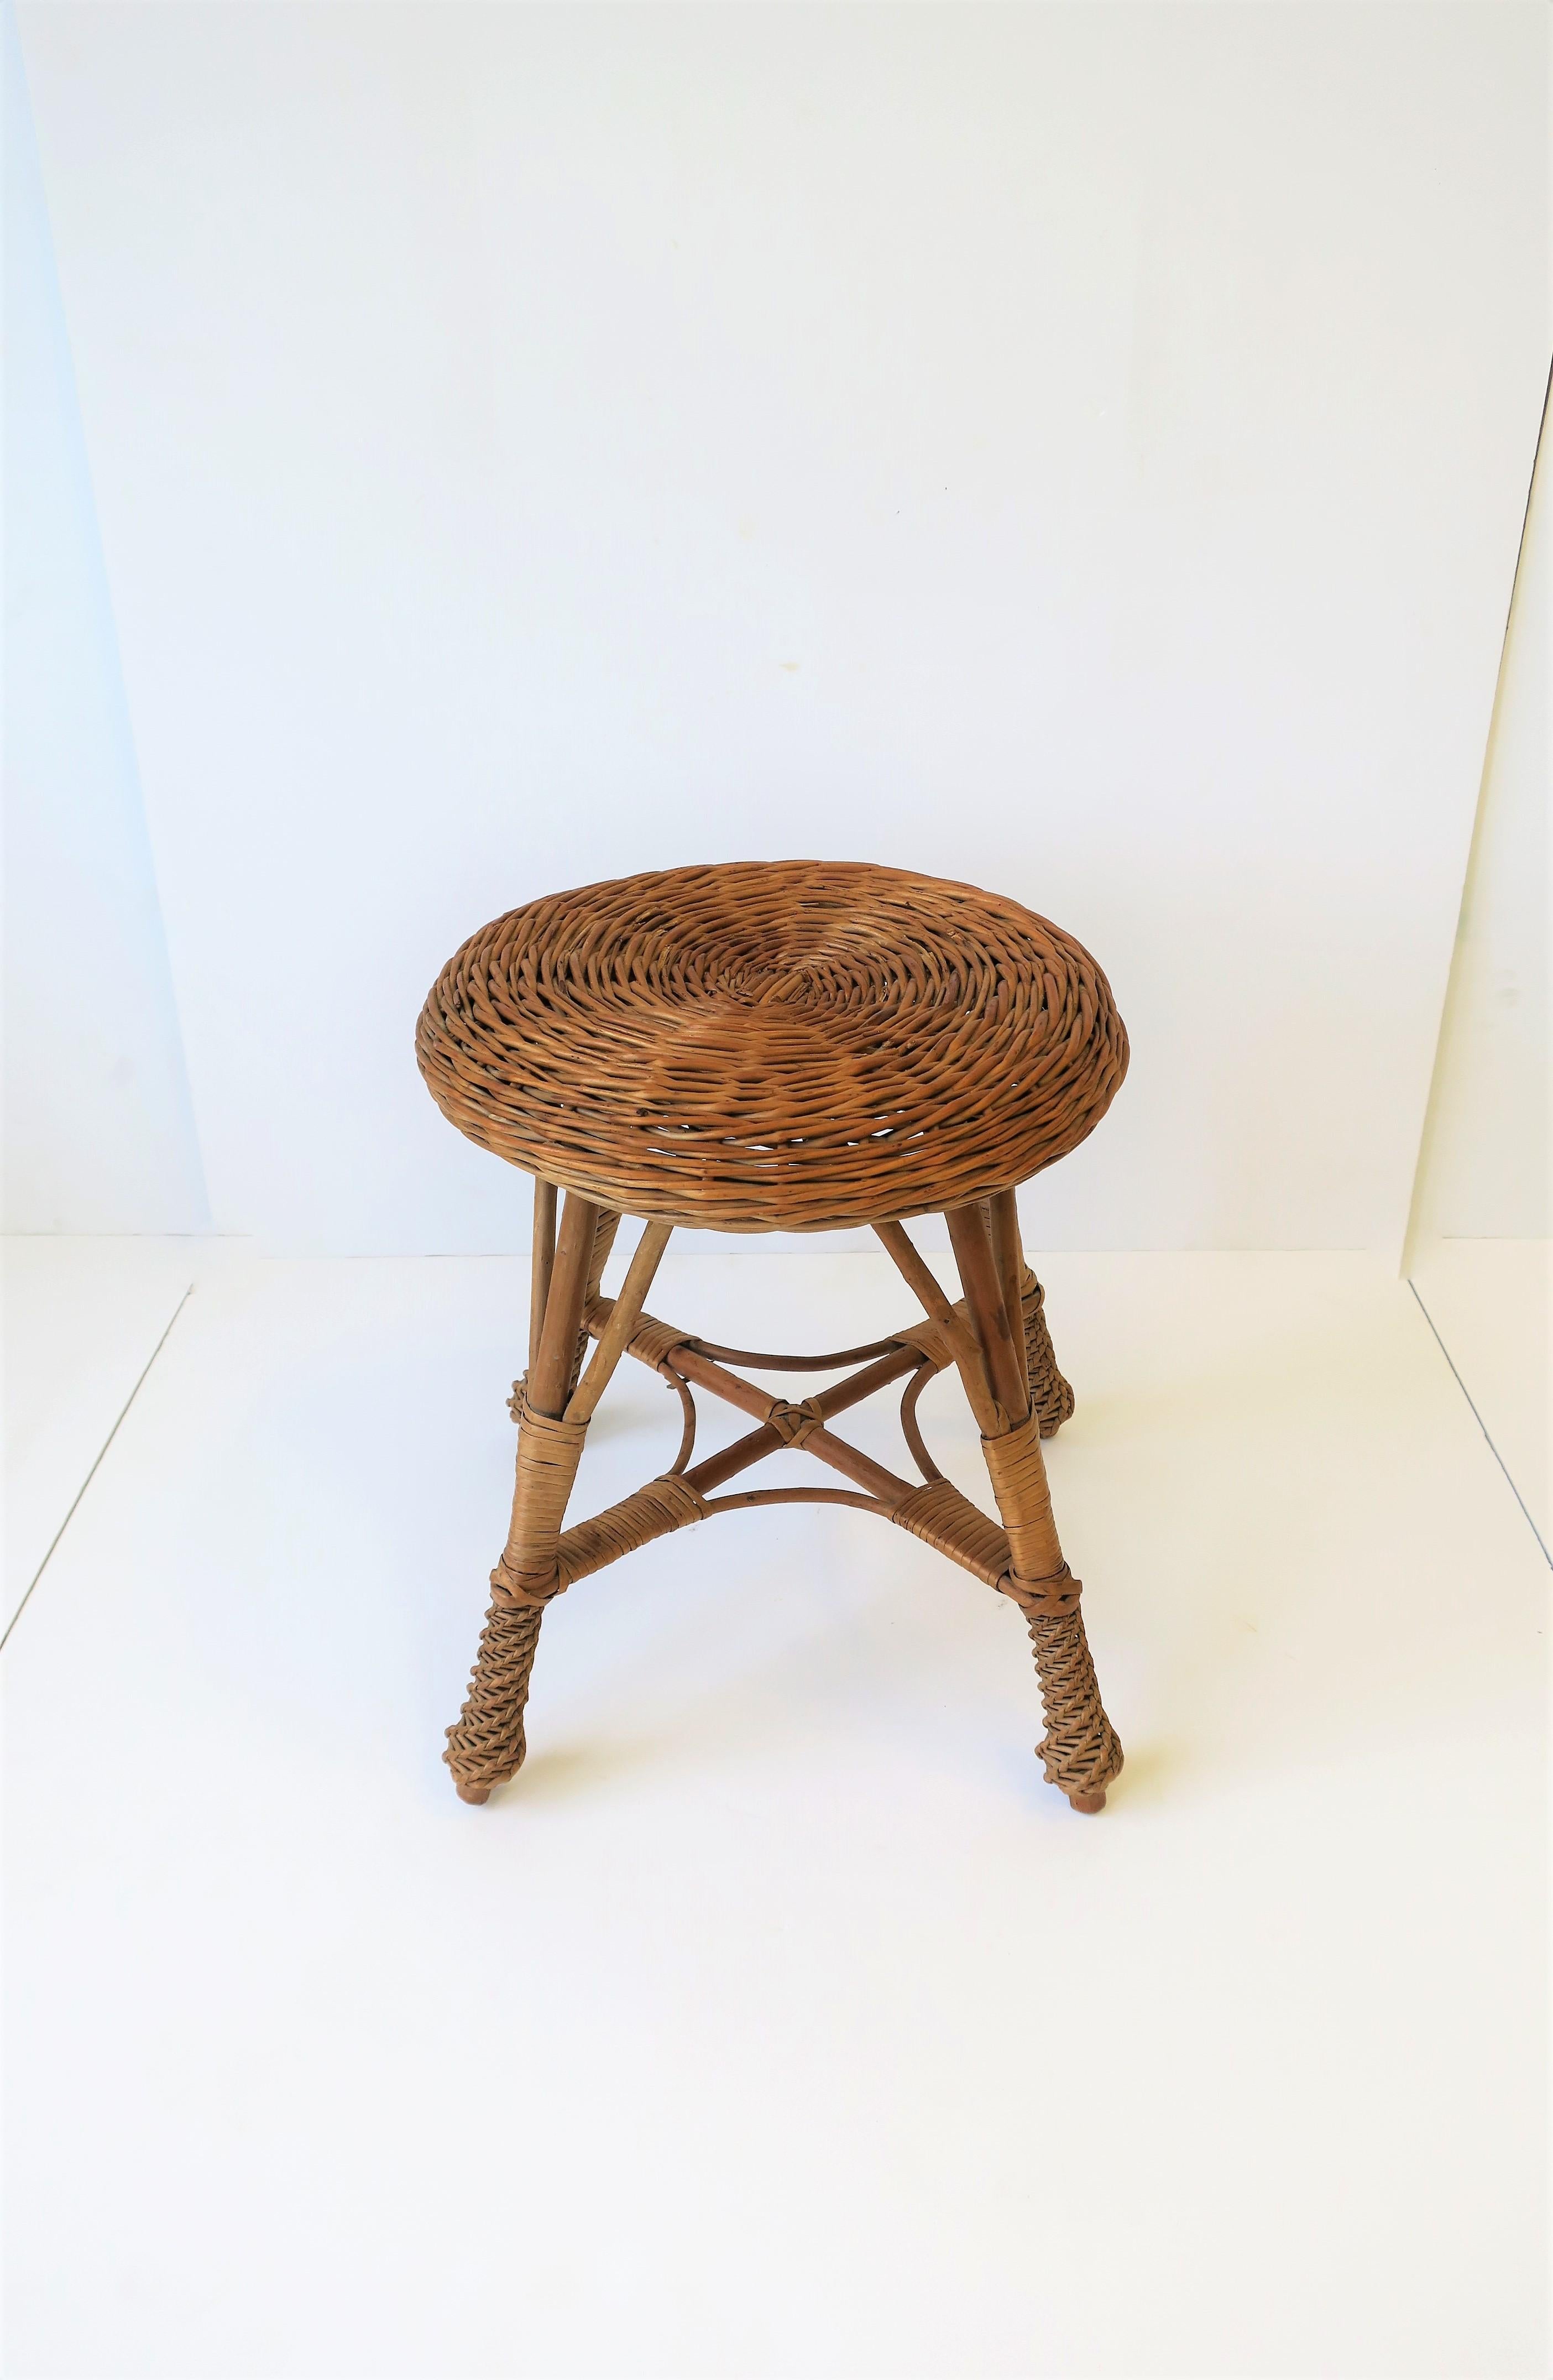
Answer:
top-left (982, 1411), bottom-right (1122, 1808)
top-left (444, 1596), bottom-right (546, 1801)
top-left (445, 1399), bottom-right (588, 1802)
top-left (1021, 1603), bottom-right (1122, 1805)
top-left (1021, 1273), bottom-right (1075, 1439)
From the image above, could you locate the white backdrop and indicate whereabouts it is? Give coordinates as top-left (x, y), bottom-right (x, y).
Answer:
top-left (3, 0), bottom-right (207, 1234)
top-left (17, 1), bottom-right (1548, 1257)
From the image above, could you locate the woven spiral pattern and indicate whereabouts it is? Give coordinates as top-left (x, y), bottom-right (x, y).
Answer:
top-left (1026, 1607), bottom-right (1124, 1803)
top-left (445, 1597), bottom-right (544, 1798)
top-left (417, 862), bottom-right (1128, 1231)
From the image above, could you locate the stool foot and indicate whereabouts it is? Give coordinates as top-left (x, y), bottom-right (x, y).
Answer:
top-left (444, 1598), bottom-right (545, 1805)
top-left (1028, 1605), bottom-right (1123, 1810)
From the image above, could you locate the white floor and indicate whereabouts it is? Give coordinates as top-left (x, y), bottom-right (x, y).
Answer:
top-left (3, 1239), bottom-right (1547, 2379)
top-left (2, 1234), bottom-right (197, 1633)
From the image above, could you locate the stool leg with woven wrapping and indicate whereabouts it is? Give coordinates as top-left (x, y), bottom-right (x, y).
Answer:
top-left (978, 1413), bottom-right (1122, 1810)
top-left (445, 1192), bottom-right (673, 1803)
top-left (1020, 1271), bottom-right (1076, 1438)
top-left (444, 1190), bottom-right (598, 1801)
top-left (946, 1195), bottom-right (1123, 1812)
top-left (443, 1396), bottom-right (589, 1803)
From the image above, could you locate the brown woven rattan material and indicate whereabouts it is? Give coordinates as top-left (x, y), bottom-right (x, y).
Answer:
top-left (417, 862), bottom-right (1126, 1233)
top-left (423, 864), bottom-right (1130, 1817)
top-left (1022, 1275), bottom-right (1076, 1437)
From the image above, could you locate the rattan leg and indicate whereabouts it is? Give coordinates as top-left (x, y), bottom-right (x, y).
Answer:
top-left (444, 1588), bottom-right (548, 1804)
top-left (445, 1192), bottom-right (602, 1803)
top-left (1021, 1272), bottom-right (1075, 1438)
top-left (447, 1202), bottom-right (679, 1805)
top-left (984, 1420), bottom-right (1122, 1812)
top-left (1016, 1598), bottom-right (1122, 1813)
top-left (569, 1209), bottom-right (621, 1396)
top-left (445, 1389), bottom-right (594, 1800)
top-left (984, 1188), bottom-right (1074, 1438)
top-left (948, 1202), bottom-right (1122, 1812)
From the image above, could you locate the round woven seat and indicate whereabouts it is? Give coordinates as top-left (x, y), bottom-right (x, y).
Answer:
top-left (417, 860), bottom-right (1127, 1232)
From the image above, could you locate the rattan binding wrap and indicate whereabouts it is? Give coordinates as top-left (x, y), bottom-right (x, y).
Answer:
top-left (417, 862), bottom-right (1127, 1233)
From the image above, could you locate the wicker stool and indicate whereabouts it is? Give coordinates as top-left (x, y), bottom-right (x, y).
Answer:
top-left (417, 860), bottom-right (1128, 1813)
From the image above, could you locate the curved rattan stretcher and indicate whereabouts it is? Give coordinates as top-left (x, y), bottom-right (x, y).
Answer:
top-left (418, 860), bottom-right (1128, 1814)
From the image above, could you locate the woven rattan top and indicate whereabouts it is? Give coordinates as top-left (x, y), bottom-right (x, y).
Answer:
top-left (417, 860), bottom-right (1127, 1233)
